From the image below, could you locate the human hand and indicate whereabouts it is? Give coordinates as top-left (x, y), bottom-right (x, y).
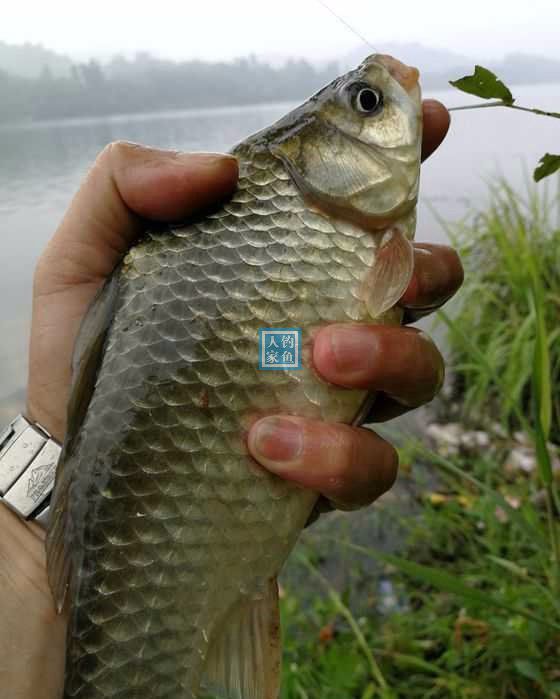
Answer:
top-left (27, 145), bottom-right (239, 442)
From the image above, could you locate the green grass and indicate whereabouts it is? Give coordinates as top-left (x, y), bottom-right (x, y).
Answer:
top-left (280, 443), bottom-right (560, 698)
top-left (436, 175), bottom-right (560, 442)
top-left (278, 178), bottom-right (560, 699)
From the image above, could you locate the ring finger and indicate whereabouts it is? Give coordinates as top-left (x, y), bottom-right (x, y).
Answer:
top-left (248, 416), bottom-right (398, 509)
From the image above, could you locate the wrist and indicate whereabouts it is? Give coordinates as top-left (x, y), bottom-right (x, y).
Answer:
top-left (2, 601), bottom-right (66, 699)
top-left (0, 506), bottom-right (67, 698)
top-left (25, 396), bottom-right (65, 445)
top-left (0, 414), bottom-right (60, 523)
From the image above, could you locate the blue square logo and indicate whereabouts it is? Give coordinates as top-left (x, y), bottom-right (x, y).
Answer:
top-left (258, 328), bottom-right (302, 370)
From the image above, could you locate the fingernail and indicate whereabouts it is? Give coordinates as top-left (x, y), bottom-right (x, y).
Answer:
top-left (329, 326), bottom-right (373, 374)
top-left (252, 417), bottom-right (303, 466)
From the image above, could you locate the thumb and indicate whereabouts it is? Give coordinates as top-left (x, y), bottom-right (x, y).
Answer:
top-left (37, 142), bottom-right (238, 287)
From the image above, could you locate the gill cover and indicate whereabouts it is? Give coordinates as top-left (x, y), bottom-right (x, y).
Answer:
top-left (268, 54), bottom-right (422, 316)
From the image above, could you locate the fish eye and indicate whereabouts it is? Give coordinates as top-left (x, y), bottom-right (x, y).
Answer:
top-left (351, 85), bottom-right (383, 115)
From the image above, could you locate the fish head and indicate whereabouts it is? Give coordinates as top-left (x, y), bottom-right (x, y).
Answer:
top-left (267, 54), bottom-right (422, 230)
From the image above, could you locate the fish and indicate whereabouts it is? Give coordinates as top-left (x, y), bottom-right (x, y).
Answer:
top-left (46, 54), bottom-right (422, 699)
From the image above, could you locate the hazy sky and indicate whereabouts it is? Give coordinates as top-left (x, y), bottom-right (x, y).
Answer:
top-left (3, 0), bottom-right (560, 63)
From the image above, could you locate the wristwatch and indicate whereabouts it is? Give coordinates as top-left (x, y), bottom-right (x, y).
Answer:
top-left (0, 415), bottom-right (61, 527)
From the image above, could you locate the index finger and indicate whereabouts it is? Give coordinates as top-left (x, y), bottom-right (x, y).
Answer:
top-left (399, 243), bottom-right (464, 322)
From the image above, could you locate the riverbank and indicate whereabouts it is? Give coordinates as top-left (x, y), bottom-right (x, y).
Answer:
top-left (280, 415), bottom-right (560, 699)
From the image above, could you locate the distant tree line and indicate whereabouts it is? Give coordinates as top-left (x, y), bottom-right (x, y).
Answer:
top-left (0, 54), bottom-right (338, 125)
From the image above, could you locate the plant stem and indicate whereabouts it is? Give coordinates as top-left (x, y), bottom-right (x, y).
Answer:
top-left (296, 553), bottom-right (389, 691)
top-left (544, 488), bottom-right (560, 595)
top-left (448, 101), bottom-right (505, 111)
top-left (317, 538), bottom-right (560, 631)
top-left (449, 101), bottom-right (560, 118)
top-left (509, 104), bottom-right (560, 118)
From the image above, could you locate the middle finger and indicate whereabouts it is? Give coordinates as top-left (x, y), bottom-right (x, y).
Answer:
top-left (313, 324), bottom-right (444, 410)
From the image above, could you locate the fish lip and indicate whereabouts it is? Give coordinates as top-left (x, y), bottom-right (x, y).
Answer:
top-left (366, 54), bottom-right (420, 94)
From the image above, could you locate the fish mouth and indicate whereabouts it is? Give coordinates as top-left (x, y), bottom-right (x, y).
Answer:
top-left (368, 54), bottom-right (420, 93)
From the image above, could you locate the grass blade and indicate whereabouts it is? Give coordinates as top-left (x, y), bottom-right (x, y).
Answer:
top-left (412, 442), bottom-right (547, 544)
top-left (322, 540), bottom-right (560, 632)
top-left (296, 553), bottom-right (389, 691)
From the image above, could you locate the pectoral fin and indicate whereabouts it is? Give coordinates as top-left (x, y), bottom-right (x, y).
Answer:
top-left (361, 226), bottom-right (414, 318)
top-left (200, 579), bottom-right (281, 699)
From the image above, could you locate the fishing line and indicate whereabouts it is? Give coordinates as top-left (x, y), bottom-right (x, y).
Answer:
top-left (312, 1), bottom-right (498, 115)
top-left (314, 0), bottom-right (379, 54)
top-left (313, 0), bottom-right (494, 116)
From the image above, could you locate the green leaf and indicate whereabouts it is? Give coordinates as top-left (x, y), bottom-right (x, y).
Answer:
top-left (534, 153), bottom-right (560, 182)
top-left (449, 65), bottom-right (514, 104)
top-left (514, 659), bottom-right (544, 684)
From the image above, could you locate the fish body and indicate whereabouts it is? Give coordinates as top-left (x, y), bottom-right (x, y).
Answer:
top-left (47, 55), bottom-right (422, 699)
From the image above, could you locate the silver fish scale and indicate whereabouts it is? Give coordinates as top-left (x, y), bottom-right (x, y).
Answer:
top-left (61, 147), bottom-right (399, 698)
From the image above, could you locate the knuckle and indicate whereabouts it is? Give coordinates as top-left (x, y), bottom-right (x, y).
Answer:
top-left (370, 325), bottom-right (406, 363)
top-left (96, 140), bottom-right (118, 166)
top-left (94, 141), bottom-right (178, 184)
top-left (106, 139), bottom-right (136, 158)
top-left (388, 326), bottom-right (424, 368)
top-left (96, 140), bottom-right (140, 170)
top-left (325, 427), bottom-right (399, 508)
top-left (328, 424), bottom-right (357, 476)
top-left (319, 425), bottom-right (360, 502)
top-left (32, 253), bottom-right (53, 294)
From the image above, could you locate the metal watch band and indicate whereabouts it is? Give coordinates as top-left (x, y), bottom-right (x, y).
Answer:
top-left (0, 414), bottom-right (61, 526)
